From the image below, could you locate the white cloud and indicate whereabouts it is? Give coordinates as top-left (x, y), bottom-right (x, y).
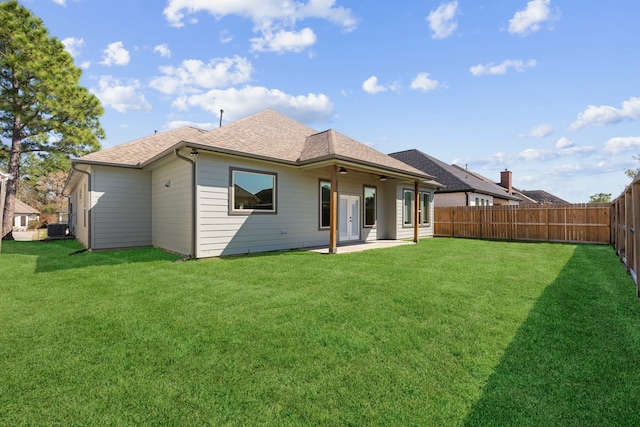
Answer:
top-left (173, 85), bottom-right (333, 124)
top-left (508, 0), bottom-right (558, 36)
top-left (220, 30), bottom-right (233, 44)
top-left (80, 61), bottom-right (91, 70)
top-left (570, 97), bottom-right (640, 130)
top-left (164, 0), bottom-right (356, 29)
top-left (410, 73), bottom-right (441, 92)
top-left (520, 123), bottom-right (553, 138)
top-left (53, 0), bottom-right (66, 5)
top-left (100, 41), bottom-right (130, 66)
top-left (362, 76), bottom-right (386, 95)
top-left (150, 56), bottom-right (253, 95)
top-left (470, 59), bottom-right (537, 76)
top-left (163, 0), bottom-right (356, 53)
top-left (427, 1), bottom-right (458, 40)
top-left (251, 28), bottom-right (317, 54)
top-left (603, 137), bottom-right (640, 154)
top-left (91, 76), bottom-right (151, 113)
top-left (61, 37), bottom-right (84, 57)
top-left (153, 44), bottom-right (172, 58)
top-left (555, 137), bottom-right (574, 149)
top-left (453, 142), bottom-right (596, 168)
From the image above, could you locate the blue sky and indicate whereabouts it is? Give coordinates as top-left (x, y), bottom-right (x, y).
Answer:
top-left (22, 0), bottom-right (640, 202)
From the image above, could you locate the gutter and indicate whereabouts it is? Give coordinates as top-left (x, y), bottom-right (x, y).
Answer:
top-left (63, 194), bottom-right (72, 236)
top-left (174, 148), bottom-right (197, 259)
top-left (71, 163), bottom-right (92, 250)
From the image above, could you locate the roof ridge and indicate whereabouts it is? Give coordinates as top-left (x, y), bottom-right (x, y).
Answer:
top-left (326, 129), bottom-right (336, 155)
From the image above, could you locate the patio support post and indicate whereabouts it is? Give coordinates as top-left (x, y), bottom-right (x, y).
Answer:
top-left (329, 165), bottom-right (338, 254)
top-left (414, 180), bottom-right (420, 243)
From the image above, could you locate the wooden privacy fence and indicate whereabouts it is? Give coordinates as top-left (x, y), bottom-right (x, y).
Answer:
top-left (434, 204), bottom-right (611, 244)
top-left (612, 175), bottom-right (640, 295)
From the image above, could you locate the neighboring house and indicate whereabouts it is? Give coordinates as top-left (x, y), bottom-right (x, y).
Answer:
top-left (64, 109), bottom-right (442, 258)
top-left (514, 189), bottom-right (569, 205)
top-left (389, 149), bottom-right (521, 206)
top-left (13, 199), bottom-right (39, 231)
top-left (464, 167), bottom-right (570, 205)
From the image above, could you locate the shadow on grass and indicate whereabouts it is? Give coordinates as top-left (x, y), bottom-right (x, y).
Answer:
top-left (1, 240), bottom-right (182, 273)
top-left (463, 245), bottom-right (640, 426)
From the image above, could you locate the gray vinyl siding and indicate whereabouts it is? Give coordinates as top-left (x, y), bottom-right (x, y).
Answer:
top-left (380, 184), bottom-right (398, 240)
top-left (91, 166), bottom-right (152, 250)
top-left (196, 155), bottom-right (331, 257)
top-left (152, 160), bottom-right (192, 256)
top-left (72, 173), bottom-right (89, 248)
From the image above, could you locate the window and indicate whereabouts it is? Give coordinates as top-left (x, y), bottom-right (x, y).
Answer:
top-left (420, 191), bottom-right (431, 225)
top-left (230, 168), bottom-right (277, 213)
top-left (320, 180), bottom-right (331, 228)
top-left (364, 186), bottom-right (376, 227)
top-left (403, 189), bottom-right (413, 226)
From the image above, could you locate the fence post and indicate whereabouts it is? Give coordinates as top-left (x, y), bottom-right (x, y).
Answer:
top-left (633, 182), bottom-right (640, 295)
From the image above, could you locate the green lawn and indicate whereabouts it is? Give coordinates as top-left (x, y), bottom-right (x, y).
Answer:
top-left (1, 238), bottom-right (639, 426)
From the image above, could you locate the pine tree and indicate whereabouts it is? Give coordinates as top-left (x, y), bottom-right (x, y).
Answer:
top-left (0, 0), bottom-right (104, 239)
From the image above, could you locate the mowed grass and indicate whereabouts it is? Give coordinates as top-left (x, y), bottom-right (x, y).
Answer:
top-left (1, 238), bottom-right (639, 426)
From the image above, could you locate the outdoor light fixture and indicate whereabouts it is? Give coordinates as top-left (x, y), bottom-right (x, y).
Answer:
top-left (339, 167), bottom-right (347, 175)
top-left (190, 148), bottom-right (199, 157)
top-left (380, 175), bottom-right (387, 181)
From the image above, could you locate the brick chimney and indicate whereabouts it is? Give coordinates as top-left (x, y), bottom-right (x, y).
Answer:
top-left (500, 169), bottom-right (513, 194)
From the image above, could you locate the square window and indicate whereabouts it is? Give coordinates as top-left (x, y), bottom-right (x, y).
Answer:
top-left (230, 168), bottom-right (277, 214)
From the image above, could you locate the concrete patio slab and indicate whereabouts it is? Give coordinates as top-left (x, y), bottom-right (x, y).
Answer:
top-left (307, 240), bottom-right (414, 254)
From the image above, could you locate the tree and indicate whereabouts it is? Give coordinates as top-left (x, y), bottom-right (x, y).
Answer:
top-left (625, 154), bottom-right (640, 180)
top-left (589, 193), bottom-right (611, 204)
top-left (17, 152), bottom-right (70, 213)
top-left (0, 0), bottom-right (104, 239)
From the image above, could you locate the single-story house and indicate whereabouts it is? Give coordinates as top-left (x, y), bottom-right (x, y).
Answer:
top-left (389, 149), bottom-right (521, 206)
top-left (438, 164), bottom-right (570, 205)
top-left (13, 199), bottom-right (39, 231)
top-left (64, 109), bottom-right (443, 257)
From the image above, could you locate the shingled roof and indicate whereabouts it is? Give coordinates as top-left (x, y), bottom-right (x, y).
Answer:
top-left (79, 126), bottom-right (208, 166)
top-left (14, 199), bottom-right (39, 215)
top-left (389, 149), bottom-right (521, 201)
top-left (73, 109), bottom-right (435, 180)
top-left (517, 190), bottom-right (569, 204)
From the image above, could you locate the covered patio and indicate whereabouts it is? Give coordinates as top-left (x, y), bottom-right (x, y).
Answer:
top-left (307, 239), bottom-right (415, 254)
